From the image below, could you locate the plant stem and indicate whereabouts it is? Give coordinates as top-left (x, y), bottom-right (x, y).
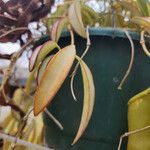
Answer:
top-left (70, 26), bottom-right (90, 101)
top-left (0, 38), bottom-right (34, 94)
top-left (118, 124), bottom-right (150, 150)
top-left (44, 108), bottom-right (64, 130)
top-left (118, 30), bottom-right (134, 90)
top-left (140, 30), bottom-right (150, 57)
top-left (0, 132), bottom-right (53, 150)
top-left (68, 25), bottom-right (74, 45)
top-left (0, 27), bottom-right (29, 40)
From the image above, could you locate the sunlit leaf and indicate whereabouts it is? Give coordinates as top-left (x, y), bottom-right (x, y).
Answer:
top-left (34, 45), bottom-right (76, 116)
top-left (29, 41), bottom-right (59, 71)
top-left (51, 17), bottom-right (68, 42)
top-left (68, 1), bottom-right (86, 38)
top-left (72, 56), bottom-right (95, 145)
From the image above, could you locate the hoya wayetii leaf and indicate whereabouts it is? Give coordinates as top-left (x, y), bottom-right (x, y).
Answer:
top-left (34, 45), bottom-right (76, 116)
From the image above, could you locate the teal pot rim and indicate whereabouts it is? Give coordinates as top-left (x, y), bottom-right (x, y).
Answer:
top-left (34, 27), bottom-right (150, 47)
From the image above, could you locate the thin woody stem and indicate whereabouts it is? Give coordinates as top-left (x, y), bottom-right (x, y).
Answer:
top-left (118, 124), bottom-right (150, 150)
top-left (0, 132), bottom-right (53, 150)
top-left (11, 107), bottom-right (34, 150)
top-left (140, 30), bottom-right (150, 57)
top-left (118, 30), bottom-right (134, 90)
top-left (68, 25), bottom-right (74, 45)
top-left (70, 26), bottom-right (90, 101)
top-left (0, 38), bottom-right (34, 92)
top-left (0, 27), bottom-right (29, 40)
top-left (45, 108), bottom-right (64, 130)
top-left (0, 38), bottom-right (34, 117)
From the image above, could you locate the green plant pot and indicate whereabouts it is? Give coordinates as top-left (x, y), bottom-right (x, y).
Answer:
top-left (128, 88), bottom-right (150, 150)
top-left (37, 28), bottom-right (150, 150)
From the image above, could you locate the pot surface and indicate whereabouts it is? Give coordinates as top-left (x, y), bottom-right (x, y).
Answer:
top-left (41, 28), bottom-right (150, 150)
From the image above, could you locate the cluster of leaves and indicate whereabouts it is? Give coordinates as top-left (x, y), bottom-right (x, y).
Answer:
top-left (44, 0), bottom-right (150, 35)
top-left (27, 0), bottom-right (97, 144)
top-left (116, 0), bottom-right (150, 57)
top-left (0, 0), bottom-right (54, 149)
top-left (1, 0), bottom-right (150, 149)
top-left (32, 0), bottom-right (150, 146)
top-left (44, 0), bottom-right (104, 37)
top-left (0, 0), bottom-right (54, 42)
top-left (30, 33), bottom-right (95, 145)
top-left (116, 0), bottom-right (150, 33)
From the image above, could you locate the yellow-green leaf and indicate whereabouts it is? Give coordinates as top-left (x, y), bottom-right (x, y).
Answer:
top-left (137, 0), bottom-right (149, 16)
top-left (34, 45), bottom-right (76, 116)
top-left (72, 56), bottom-right (95, 145)
top-left (29, 45), bottom-right (42, 72)
top-left (37, 55), bottom-right (53, 84)
top-left (29, 41), bottom-right (60, 71)
top-left (131, 17), bottom-right (150, 33)
top-left (118, 1), bottom-right (142, 17)
top-left (68, 1), bottom-right (86, 38)
top-left (51, 17), bottom-right (68, 42)
top-left (81, 3), bottom-right (104, 26)
top-left (44, 4), bottom-right (69, 31)
top-left (147, 3), bottom-right (150, 15)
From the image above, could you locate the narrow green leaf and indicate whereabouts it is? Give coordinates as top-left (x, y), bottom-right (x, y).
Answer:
top-left (72, 56), bottom-right (95, 145)
top-left (137, 0), bottom-right (149, 16)
top-left (81, 3), bottom-right (103, 26)
top-left (147, 3), bottom-right (150, 15)
top-left (68, 1), bottom-right (86, 38)
top-left (29, 41), bottom-right (60, 71)
top-left (51, 17), bottom-right (68, 42)
top-left (34, 45), bottom-right (76, 116)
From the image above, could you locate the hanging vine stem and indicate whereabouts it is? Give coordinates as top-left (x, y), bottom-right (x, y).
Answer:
top-left (44, 108), bottom-right (64, 130)
top-left (0, 38), bottom-right (34, 149)
top-left (118, 30), bottom-right (135, 90)
top-left (0, 38), bottom-right (34, 119)
top-left (0, 27), bottom-right (29, 40)
top-left (0, 38), bottom-right (34, 94)
top-left (0, 38), bottom-right (34, 91)
top-left (68, 25), bottom-right (74, 45)
top-left (140, 30), bottom-right (150, 57)
top-left (118, 124), bottom-right (150, 150)
top-left (70, 26), bottom-right (90, 101)
top-left (0, 132), bottom-right (53, 150)
top-left (10, 107), bottom-right (34, 150)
